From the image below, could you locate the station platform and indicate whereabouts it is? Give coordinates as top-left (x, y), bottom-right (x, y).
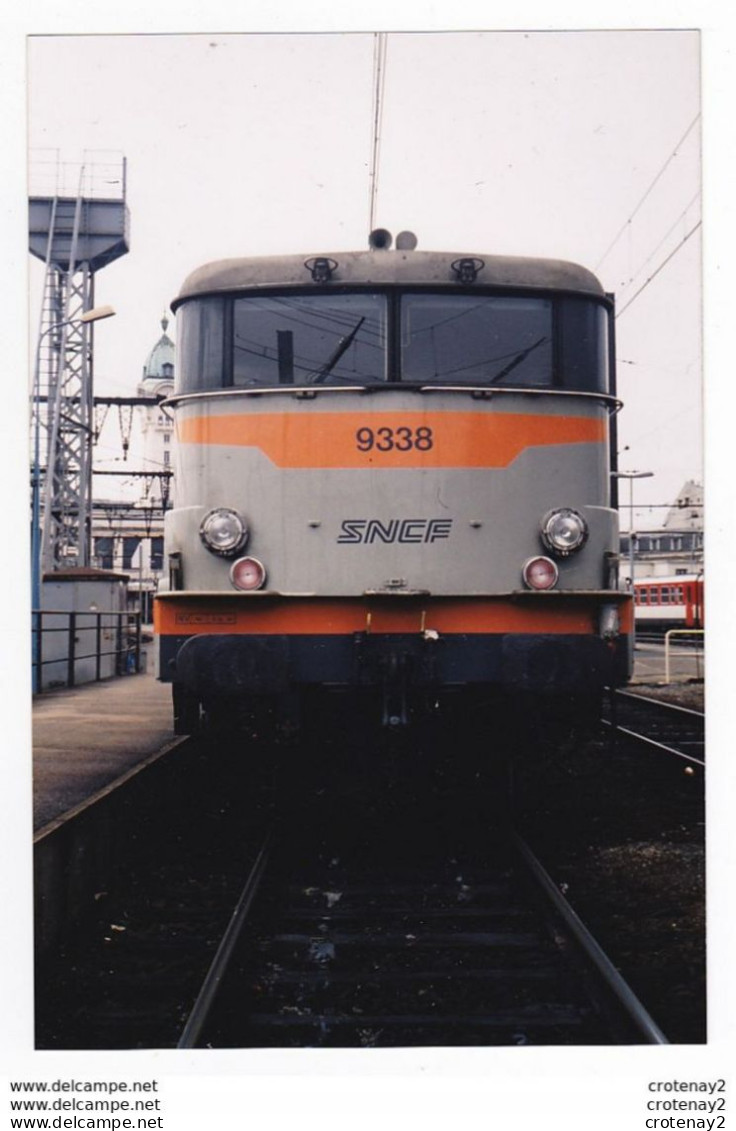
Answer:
top-left (33, 663), bottom-right (174, 834)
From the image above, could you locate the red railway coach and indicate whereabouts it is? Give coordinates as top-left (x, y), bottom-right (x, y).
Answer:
top-left (633, 575), bottom-right (704, 634)
top-left (155, 231), bottom-right (633, 736)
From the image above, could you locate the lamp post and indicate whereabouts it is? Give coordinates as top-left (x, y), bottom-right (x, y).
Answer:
top-left (611, 470), bottom-right (654, 588)
top-left (31, 304), bottom-right (115, 691)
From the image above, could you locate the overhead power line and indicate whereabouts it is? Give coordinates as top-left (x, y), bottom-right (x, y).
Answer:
top-left (615, 220), bottom-right (702, 319)
top-left (595, 114), bottom-right (701, 273)
top-left (618, 190), bottom-right (701, 294)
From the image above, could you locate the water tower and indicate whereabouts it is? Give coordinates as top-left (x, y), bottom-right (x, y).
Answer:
top-left (29, 151), bottom-right (130, 571)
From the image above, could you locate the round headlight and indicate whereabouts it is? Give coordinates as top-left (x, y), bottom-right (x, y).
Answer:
top-left (199, 508), bottom-right (248, 557)
top-left (230, 557), bottom-right (267, 591)
top-left (540, 508), bottom-right (588, 557)
top-left (522, 556), bottom-right (559, 591)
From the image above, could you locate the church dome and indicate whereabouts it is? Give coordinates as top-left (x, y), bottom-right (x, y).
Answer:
top-left (142, 313), bottom-right (175, 380)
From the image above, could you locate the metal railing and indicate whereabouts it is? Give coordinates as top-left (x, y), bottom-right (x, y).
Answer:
top-left (29, 149), bottom-right (127, 201)
top-left (32, 609), bottom-right (142, 692)
top-left (664, 628), bottom-right (704, 684)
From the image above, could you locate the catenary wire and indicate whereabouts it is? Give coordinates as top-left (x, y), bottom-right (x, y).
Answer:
top-left (615, 221), bottom-right (701, 320)
top-left (617, 190), bottom-right (701, 294)
top-left (595, 114), bottom-right (700, 273)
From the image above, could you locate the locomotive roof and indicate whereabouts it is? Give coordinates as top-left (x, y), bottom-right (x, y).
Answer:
top-left (173, 250), bottom-right (606, 307)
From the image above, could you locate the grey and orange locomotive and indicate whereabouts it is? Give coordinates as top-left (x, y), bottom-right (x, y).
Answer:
top-left (155, 230), bottom-right (632, 734)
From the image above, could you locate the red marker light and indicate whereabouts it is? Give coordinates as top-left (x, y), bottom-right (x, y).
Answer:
top-left (230, 557), bottom-right (267, 591)
top-left (522, 556), bottom-right (558, 591)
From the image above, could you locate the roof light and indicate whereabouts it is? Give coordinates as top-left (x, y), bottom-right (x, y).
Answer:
top-left (451, 257), bottom-right (484, 283)
top-left (305, 257), bottom-right (337, 283)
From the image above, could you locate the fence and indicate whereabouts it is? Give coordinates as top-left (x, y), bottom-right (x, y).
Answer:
top-left (664, 629), bottom-right (705, 685)
top-left (32, 609), bottom-right (142, 692)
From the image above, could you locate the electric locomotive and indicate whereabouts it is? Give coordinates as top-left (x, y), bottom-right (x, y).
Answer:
top-left (155, 230), bottom-right (633, 734)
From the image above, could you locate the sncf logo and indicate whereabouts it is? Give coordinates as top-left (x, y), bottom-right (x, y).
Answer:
top-left (337, 518), bottom-right (453, 544)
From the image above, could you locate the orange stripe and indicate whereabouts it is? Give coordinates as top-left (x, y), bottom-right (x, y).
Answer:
top-left (156, 595), bottom-right (632, 636)
top-left (177, 411), bottom-right (605, 468)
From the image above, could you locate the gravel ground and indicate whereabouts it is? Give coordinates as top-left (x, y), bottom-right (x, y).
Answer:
top-left (628, 681), bottom-right (704, 713)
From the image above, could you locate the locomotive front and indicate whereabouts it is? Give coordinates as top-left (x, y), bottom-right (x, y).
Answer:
top-left (155, 236), bottom-right (632, 734)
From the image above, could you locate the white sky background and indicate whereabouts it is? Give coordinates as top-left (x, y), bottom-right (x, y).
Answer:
top-left (27, 30), bottom-right (702, 521)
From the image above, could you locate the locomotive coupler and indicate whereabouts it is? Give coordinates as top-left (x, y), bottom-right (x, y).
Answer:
top-left (381, 651), bottom-right (410, 727)
top-left (352, 626), bottom-right (441, 726)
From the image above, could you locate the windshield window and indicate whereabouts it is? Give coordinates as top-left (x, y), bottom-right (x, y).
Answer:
top-left (177, 296), bottom-right (225, 392)
top-left (232, 293), bottom-right (387, 385)
top-left (176, 289), bottom-right (609, 394)
top-left (558, 297), bottom-right (609, 392)
top-left (401, 294), bottom-right (553, 386)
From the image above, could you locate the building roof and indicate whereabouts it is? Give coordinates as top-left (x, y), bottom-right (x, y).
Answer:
top-left (663, 480), bottom-right (703, 531)
top-left (141, 314), bottom-right (175, 380)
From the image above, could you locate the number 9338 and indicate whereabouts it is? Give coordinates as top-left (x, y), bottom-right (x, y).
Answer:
top-left (355, 425), bottom-right (434, 452)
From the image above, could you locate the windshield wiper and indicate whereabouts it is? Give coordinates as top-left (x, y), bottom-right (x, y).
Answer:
top-left (309, 317), bottom-right (366, 383)
top-left (487, 335), bottom-right (548, 385)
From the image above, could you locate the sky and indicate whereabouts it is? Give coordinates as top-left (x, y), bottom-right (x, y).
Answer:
top-left (26, 29), bottom-right (702, 524)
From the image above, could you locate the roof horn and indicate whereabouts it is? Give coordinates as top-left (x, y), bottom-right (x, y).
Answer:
top-left (369, 228), bottom-right (393, 250)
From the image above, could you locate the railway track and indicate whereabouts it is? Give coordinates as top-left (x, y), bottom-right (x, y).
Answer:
top-left (36, 713), bottom-right (702, 1050)
top-left (178, 812), bottom-right (666, 1048)
top-left (34, 736), bottom-right (275, 1050)
top-left (603, 689), bottom-right (705, 768)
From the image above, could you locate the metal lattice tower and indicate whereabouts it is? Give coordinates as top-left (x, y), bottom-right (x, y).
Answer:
top-left (29, 151), bottom-right (130, 569)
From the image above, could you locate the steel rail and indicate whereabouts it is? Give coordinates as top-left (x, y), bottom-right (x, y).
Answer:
top-left (177, 832), bottom-right (274, 1049)
top-left (508, 829), bottom-right (669, 1045)
top-left (600, 720), bottom-right (705, 768)
top-left (615, 688), bottom-right (704, 722)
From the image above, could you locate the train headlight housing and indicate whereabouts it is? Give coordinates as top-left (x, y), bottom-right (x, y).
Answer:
top-left (199, 508), bottom-right (248, 557)
top-left (522, 556), bottom-right (558, 591)
top-left (540, 508), bottom-right (588, 557)
top-left (230, 557), bottom-right (267, 591)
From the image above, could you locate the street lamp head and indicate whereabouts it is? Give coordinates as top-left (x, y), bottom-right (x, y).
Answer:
top-left (79, 305), bottom-right (116, 324)
top-left (37, 305), bottom-right (117, 344)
